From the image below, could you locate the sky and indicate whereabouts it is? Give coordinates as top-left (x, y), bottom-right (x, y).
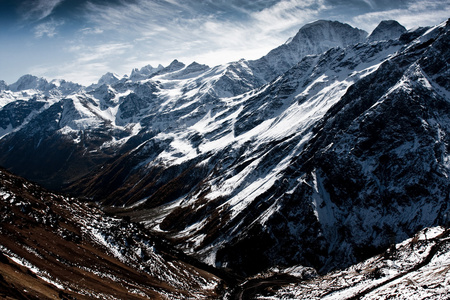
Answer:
top-left (0, 0), bottom-right (449, 86)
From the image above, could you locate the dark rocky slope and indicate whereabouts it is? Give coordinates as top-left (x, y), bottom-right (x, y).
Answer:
top-left (0, 167), bottom-right (224, 299)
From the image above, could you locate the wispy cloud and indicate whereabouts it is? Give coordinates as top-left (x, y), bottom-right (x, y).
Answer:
top-left (20, 0), bottom-right (65, 22)
top-left (4, 0), bottom-right (448, 85)
top-left (80, 27), bottom-right (104, 35)
top-left (80, 0), bottom-right (328, 68)
top-left (352, 0), bottom-right (450, 31)
top-left (34, 19), bottom-right (64, 38)
top-left (71, 43), bottom-right (134, 63)
top-left (251, 0), bottom-right (326, 32)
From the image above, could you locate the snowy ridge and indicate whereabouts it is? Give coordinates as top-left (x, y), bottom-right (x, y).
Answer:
top-left (254, 227), bottom-right (450, 299)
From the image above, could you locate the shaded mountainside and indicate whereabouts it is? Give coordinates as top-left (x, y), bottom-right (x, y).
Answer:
top-left (0, 17), bottom-right (449, 286)
top-left (0, 168), bottom-right (225, 299)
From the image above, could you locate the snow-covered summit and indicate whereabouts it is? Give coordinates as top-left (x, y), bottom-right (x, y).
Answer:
top-left (97, 72), bottom-right (121, 85)
top-left (368, 20), bottom-right (407, 42)
top-left (129, 63), bottom-right (164, 81)
top-left (7, 74), bottom-right (82, 95)
top-left (249, 20), bottom-right (368, 82)
top-left (9, 74), bottom-right (52, 92)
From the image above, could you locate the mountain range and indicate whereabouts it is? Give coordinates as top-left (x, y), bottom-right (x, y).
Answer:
top-left (1, 18), bottom-right (449, 298)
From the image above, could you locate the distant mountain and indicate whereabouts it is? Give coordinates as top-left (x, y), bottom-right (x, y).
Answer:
top-left (367, 20), bottom-right (407, 42)
top-left (8, 74), bottom-right (51, 92)
top-left (0, 80), bottom-right (7, 91)
top-left (0, 18), bottom-right (449, 290)
top-left (7, 74), bottom-right (82, 94)
top-left (129, 63), bottom-right (164, 81)
top-left (97, 72), bottom-right (121, 85)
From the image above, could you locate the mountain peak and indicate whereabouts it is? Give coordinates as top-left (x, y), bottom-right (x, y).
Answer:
top-left (0, 80), bottom-right (7, 91)
top-left (368, 20), bottom-right (407, 42)
top-left (98, 72), bottom-right (121, 85)
top-left (166, 59), bottom-right (185, 70)
top-left (301, 19), bottom-right (347, 29)
top-left (9, 74), bottom-right (50, 92)
top-left (155, 59), bottom-right (186, 76)
top-left (292, 20), bottom-right (368, 44)
top-left (183, 61), bottom-right (209, 73)
top-left (130, 64), bottom-right (164, 81)
top-left (250, 20), bottom-right (368, 82)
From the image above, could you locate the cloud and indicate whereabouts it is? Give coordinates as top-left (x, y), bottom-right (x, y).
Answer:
top-left (352, 0), bottom-right (450, 31)
top-left (80, 27), bottom-right (104, 35)
top-left (20, 0), bottom-right (65, 22)
top-left (80, 0), bottom-right (329, 68)
top-left (73, 43), bottom-right (134, 63)
top-left (34, 19), bottom-right (64, 38)
top-left (251, 0), bottom-right (326, 32)
top-left (9, 0), bottom-right (448, 86)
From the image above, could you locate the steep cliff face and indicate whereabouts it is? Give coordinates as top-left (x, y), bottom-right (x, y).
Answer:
top-left (249, 21), bottom-right (450, 273)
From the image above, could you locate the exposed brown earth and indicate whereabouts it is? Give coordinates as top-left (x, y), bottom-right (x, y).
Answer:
top-left (0, 168), bottom-right (223, 299)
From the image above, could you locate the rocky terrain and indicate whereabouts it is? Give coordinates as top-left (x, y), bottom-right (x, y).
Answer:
top-left (0, 167), bottom-right (224, 299)
top-left (242, 227), bottom-right (450, 299)
top-left (1, 18), bottom-right (449, 299)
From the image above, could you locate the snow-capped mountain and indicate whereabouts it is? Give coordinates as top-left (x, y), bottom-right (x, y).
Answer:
top-left (0, 18), bottom-right (449, 292)
top-left (130, 63), bottom-right (165, 81)
top-left (97, 72), bottom-right (121, 86)
top-left (248, 20), bottom-right (368, 82)
top-left (7, 74), bottom-right (82, 95)
top-left (367, 20), bottom-right (407, 42)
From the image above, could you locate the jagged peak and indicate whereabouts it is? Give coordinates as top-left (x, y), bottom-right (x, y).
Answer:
top-left (0, 80), bottom-right (8, 91)
top-left (166, 59), bottom-right (185, 70)
top-left (97, 72), bottom-right (121, 85)
top-left (130, 64), bottom-right (164, 81)
top-left (250, 19), bottom-right (368, 83)
top-left (154, 59), bottom-right (186, 76)
top-left (184, 61), bottom-right (209, 71)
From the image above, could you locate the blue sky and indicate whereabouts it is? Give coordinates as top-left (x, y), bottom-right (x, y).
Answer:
top-left (0, 0), bottom-right (449, 85)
